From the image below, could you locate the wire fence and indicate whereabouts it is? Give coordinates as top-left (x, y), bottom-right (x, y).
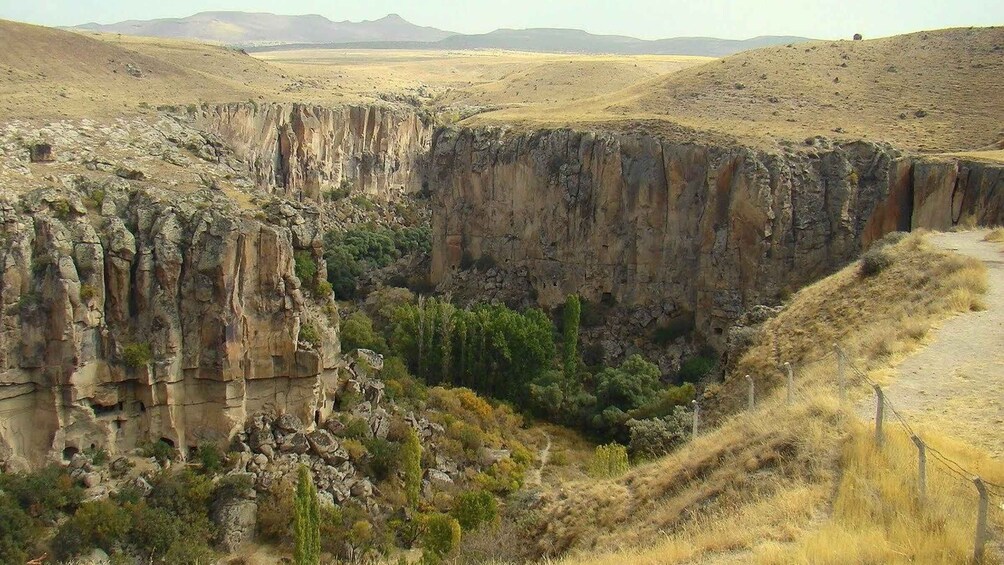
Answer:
top-left (693, 344), bottom-right (1003, 562)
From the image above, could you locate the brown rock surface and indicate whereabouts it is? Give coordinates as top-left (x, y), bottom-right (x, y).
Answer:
top-left (428, 128), bottom-right (1004, 343)
top-left (0, 183), bottom-right (340, 468)
top-left (201, 103), bottom-right (434, 202)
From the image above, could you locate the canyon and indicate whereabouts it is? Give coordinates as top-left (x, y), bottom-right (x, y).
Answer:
top-left (0, 100), bottom-right (1001, 470)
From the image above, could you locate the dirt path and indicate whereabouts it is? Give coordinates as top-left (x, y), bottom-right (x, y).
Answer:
top-left (527, 432), bottom-right (552, 487)
top-left (873, 231), bottom-right (1004, 458)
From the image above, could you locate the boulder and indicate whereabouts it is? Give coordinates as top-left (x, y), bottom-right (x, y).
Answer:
top-left (306, 429), bottom-right (338, 458)
top-left (276, 413), bottom-right (304, 433)
top-left (211, 482), bottom-right (258, 553)
top-left (278, 432), bottom-right (310, 455)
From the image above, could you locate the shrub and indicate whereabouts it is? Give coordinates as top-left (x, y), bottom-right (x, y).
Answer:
top-left (67, 499), bottom-right (131, 555)
top-left (678, 356), bottom-right (716, 383)
top-left (0, 465), bottom-right (82, 520)
top-left (629, 382), bottom-right (696, 419)
top-left (860, 246), bottom-right (894, 277)
top-left (256, 482), bottom-right (294, 543)
top-left (627, 406), bottom-right (692, 460)
top-left (340, 311), bottom-right (387, 353)
top-left (342, 439), bottom-right (368, 461)
top-left (0, 493), bottom-right (34, 564)
top-left (315, 280), bottom-right (333, 299)
top-left (451, 490), bottom-right (498, 532)
top-left (79, 283), bottom-right (97, 302)
top-left (299, 322), bottom-right (321, 348)
top-left (196, 442), bottom-right (224, 474)
top-left (294, 250), bottom-right (318, 289)
top-left (363, 437), bottom-right (400, 481)
top-left (422, 513), bottom-right (461, 559)
top-left (144, 439), bottom-right (176, 464)
top-left (122, 342), bottom-right (152, 368)
top-left (588, 443), bottom-right (629, 478)
top-left (652, 312), bottom-right (696, 344)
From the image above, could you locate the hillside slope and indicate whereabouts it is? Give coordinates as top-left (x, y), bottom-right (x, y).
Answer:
top-left (472, 27), bottom-right (1004, 152)
top-left (538, 234), bottom-right (1004, 564)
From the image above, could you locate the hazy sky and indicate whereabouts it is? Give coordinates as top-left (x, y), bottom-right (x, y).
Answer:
top-left (2, 0), bottom-right (1001, 40)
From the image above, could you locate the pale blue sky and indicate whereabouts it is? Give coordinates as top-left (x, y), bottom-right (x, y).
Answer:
top-left (2, 0), bottom-right (1001, 40)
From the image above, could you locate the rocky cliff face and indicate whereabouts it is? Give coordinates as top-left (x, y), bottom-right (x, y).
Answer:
top-left (201, 102), bottom-right (434, 202)
top-left (428, 128), bottom-right (1004, 343)
top-left (0, 181), bottom-right (340, 469)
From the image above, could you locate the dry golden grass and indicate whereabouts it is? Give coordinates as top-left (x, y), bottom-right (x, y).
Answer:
top-left (539, 234), bottom-right (1001, 564)
top-left (470, 27), bottom-right (1004, 152)
top-left (722, 233), bottom-right (989, 412)
top-left (984, 227), bottom-right (1004, 243)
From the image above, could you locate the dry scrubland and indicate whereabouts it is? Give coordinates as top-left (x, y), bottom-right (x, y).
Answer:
top-left (471, 27), bottom-right (1004, 153)
top-left (539, 234), bottom-right (1003, 564)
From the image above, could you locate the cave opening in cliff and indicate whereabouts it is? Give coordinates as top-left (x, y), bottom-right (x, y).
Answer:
top-left (315, 410), bottom-right (321, 426)
top-left (159, 437), bottom-right (175, 448)
top-left (61, 446), bottom-right (79, 461)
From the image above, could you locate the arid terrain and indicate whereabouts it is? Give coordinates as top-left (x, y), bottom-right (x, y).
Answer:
top-left (0, 12), bottom-right (1002, 565)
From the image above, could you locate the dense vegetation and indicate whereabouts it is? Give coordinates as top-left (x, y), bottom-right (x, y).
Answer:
top-left (345, 290), bottom-right (697, 447)
top-left (323, 225), bottom-right (431, 299)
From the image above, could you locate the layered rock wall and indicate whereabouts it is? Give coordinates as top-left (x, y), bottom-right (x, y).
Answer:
top-left (0, 187), bottom-right (340, 468)
top-left (201, 103), bottom-right (434, 202)
top-left (428, 128), bottom-right (1004, 343)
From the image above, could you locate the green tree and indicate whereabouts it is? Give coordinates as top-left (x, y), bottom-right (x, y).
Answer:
top-left (562, 294), bottom-right (581, 382)
top-left (0, 493), bottom-right (34, 564)
top-left (340, 311), bottom-right (388, 353)
top-left (294, 466), bottom-right (321, 565)
top-left (451, 490), bottom-right (498, 532)
top-left (594, 354), bottom-right (662, 412)
top-left (402, 427), bottom-right (423, 509)
top-left (422, 513), bottom-right (461, 560)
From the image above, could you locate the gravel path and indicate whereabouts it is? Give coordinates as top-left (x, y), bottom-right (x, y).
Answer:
top-left (876, 231), bottom-right (1004, 458)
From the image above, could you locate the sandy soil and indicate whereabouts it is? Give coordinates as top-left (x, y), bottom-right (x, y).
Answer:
top-left (876, 230), bottom-right (1004, 458)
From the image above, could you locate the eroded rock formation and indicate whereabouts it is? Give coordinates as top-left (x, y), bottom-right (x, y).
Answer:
top-left (0, 183), bottom-right (340, 468)
top-left (428, 128), bottom-right (1004, 343)
top-left (201, 102), bottom-right (435, 202)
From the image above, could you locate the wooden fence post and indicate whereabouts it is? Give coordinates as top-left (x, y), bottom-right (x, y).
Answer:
top-left (785, 362), bottom-right (794, 405)
top-left (973, 477), bottom-right (989, 563)
top-left (873, 384), bottom-right (884, 448)
top-left (912, 435), bottom-right (926, 505)
top-left (745, 375), bottom-right (754, 411)
top-left (691, 399), bottom-right (699, 439)
top-left (835, 344), bottom-right (846, 402)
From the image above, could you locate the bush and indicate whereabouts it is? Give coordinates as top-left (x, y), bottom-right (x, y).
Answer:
top-left (422, 513), bottom-right (461, 559)
top-left (860, 246), bottom-right (894, 277)
top-left (196, 442), bottom-right (224, 474)
top-left (627, 406), bottom-right (691, 460)
top-left (79, 283), bottom-right (97, 302)
top-left (64, 499), bottom-right (131, 556)
top-left (144, 439), bottom-right (176, 464)
top-left (652, 312), bottom-right (696, 344)
top-left (294, 250), bottom-right (318, 290)
top-left (0, 493), bottom-right (34, 564)
top-left (340, 311), bottom-right (387, 353)
top-left (451, 490), bottom-right (498, 532)
top-left (129, 504), bottom-right (180, 556)
top-left (363, 437), bottom-right (400, 481)
top-left (588, 443), bottom-right (629, 478)
top-left (299, 322), bottom-right (321, 348)
top-left (629, 382), bottom-right (696, 419)
top-left (0, 465), bottom-right (82, 520)
top-left (122, 342), bottom-right (152, 368)
top-left (678, 356), bottom-right (716, 383)
top-left (256, 482), bottom-right (294, 543)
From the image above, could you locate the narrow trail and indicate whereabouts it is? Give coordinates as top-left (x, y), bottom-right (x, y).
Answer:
top-left (866, 230), bottom-right (1004, 458)
top-left (528, 432), bottom-right (552, 487)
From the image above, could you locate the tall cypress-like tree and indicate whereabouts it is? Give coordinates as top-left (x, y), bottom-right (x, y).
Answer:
top-left (562, 294), bottom-right (581, 382)
top-left (294, 465), bottom-right (320, 565)
top-left (402, 427), bottom-right (422, 509)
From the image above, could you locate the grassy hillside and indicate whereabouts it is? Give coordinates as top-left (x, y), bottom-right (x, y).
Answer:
top-left (471, 27), bottom-right (1004, 153)
top-left (534, 233), bottom-right (1004, 564)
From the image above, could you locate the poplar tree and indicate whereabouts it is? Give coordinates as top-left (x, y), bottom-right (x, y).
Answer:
top-left (402, 427), bottom-right (423, 509)
top-left (562, 294), bottom-right (581, 382)
top-left (293, 465), bottom-right (320, 565)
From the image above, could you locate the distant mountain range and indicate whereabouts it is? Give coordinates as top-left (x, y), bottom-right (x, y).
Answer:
top-left (74, 12), bottom-right (455, 45)
top-left (73, 12), bottom-right (812, 56)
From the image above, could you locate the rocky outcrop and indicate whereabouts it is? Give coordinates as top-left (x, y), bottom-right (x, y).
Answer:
top-left (0, 183), bottom-right (341, 468)
top-left (200, 103), bottom-right (434, 202)
top-left (428, 128), bottom-right (1004, 344)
